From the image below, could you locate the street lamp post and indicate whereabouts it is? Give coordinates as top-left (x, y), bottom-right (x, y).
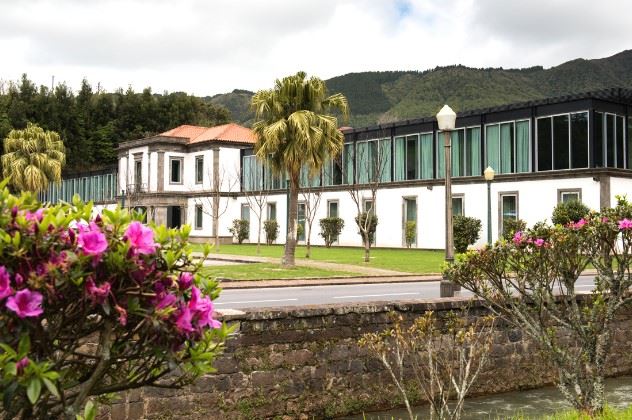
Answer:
top-left (484, 166), bottom-right (495, 245)
top-left (436, 105), bottom-right (457, 298)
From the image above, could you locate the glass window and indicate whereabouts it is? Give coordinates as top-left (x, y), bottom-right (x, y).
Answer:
top-left (466, 127), bottom-right (482, 176)
top-left (170, 158), bottom-right (182, 183)
top-left (323, 157), bottom-right (342, 186)
top-left (617, 116), bottom-right (625, 168)
top-left (134, 160), bottom-right (142, 189)
top-left (452, 196), bottom-right (464, 217)
top-left (500, 193), bottom-right (518, 235)
top-left (437, 132), bottom-right (445, 178)
top-left (328, 200), bottom-right (339, 218)
top-left (499, 122), bottom-right (514, 174)
top-left (594, 112), bottom-right (604, 167)
top-left (606, 114), bottom-right (615, 167)
top-left (571, 113), bottom-right (588, 169)
top-left (267, 203), bottom-right (277, 220)
top-left (485, 125), bottom-right (500, 173)
top-left (451, 129), bottom-right (465, 177)
top-left (380, 138), bottom-right (392, 183)
top-left (559, 190), bottom-right (581, 203)
top-left (553, 115), bottom-right (570, 170)
top-left (300, 165), bottom-right (321, 188)
top-left (195, 205), bottom-right (203, 229)
top-left (195, 156), bottom-right (204, 184)
top-left (241, 204), bottom-right (250, 223)
top-left (628, 117), bottom-right (632, 169)
top-left (537, 118), bottom-right (552, 171)
top-left (343, 143), bottom-right (354, 184)
top-left (405, 135), bottom-right (418, 180)
top-left (403, 197), bottom-right (417, 246)
top-left (242, 155), bottom-right (263, 191)
top-left (420, 133), bottom-right (433, 179)
top-left (515, 121), bottom-right (530, 173)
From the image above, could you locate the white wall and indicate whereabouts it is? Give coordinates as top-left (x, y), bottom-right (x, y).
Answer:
top-left (610, 177), bottom-right (632, 206)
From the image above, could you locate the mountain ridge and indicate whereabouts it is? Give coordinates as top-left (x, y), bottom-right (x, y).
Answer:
top-left (208, 49), bottom-right (632, 128)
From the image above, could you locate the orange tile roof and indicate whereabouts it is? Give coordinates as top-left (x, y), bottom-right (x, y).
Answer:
top-left (160, 123), bottom-right (256, 144)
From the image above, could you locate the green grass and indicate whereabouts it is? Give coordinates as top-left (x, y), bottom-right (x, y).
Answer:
top-left (199, 262), bottom-right (354, 281)
top-left (194, 244), bottom-right (445, 274)
top-left (508, 405), bottom-right (632, 419)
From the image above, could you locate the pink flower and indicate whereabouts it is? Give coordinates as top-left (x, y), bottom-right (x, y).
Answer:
top-left (115, 304), bottom-right (128, 326)
top-left (512, 231), bottom-right (524, 245)
top-left (179, 272), bottom-right (193, 290)
top-left (175, 306), bottom-right (194, 333)
top-left (0, 266), bottom-right (13, 300)
top-left (86, 278), bottom-right (111, 304)
top-left (570, 218), bottom-right (587, 230)
top-left (534, 238), bottom-right (545, 247)
top-left (24, 209), bottom-right (44, 223)
top-left (16, 357), bottom-right (29, 375)
top-left (6, 289), bottom-right (44, 318)
top-left (77, 226), bottom-right (108, 256)
top-left (14, 273), bottom-right (24, 287)
top-left (155, 293), bottom-right (177, 310)
top-left (619, 218), bottom-right (632, 230)
top-left (189, 286), bottom-right (221, 329)
top-left (602, 217), bottom-right (609, 223)
top-left (124, 222), bottom-right (157, 255)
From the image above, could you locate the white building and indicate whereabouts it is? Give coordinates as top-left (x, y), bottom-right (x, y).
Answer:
top-left (42, 89), bottom-right (632, 249)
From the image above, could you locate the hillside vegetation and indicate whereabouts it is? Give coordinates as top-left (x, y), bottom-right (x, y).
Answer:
top-left (213, 50), bottom-right (632, 128)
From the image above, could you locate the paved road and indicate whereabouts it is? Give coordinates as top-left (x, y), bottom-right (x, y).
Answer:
top-left (215, 275), bottom-right (598, 310)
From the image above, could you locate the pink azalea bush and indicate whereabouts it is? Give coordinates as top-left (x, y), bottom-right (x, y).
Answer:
top-left (0, 185), bottom-right (227, 419)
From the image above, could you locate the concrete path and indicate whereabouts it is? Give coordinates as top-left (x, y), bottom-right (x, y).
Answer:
top-left (194, 252), bottom-right (412, 276)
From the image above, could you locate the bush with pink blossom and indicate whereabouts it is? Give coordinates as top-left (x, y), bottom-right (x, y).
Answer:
top-left (0, 182), bottom-right (228, 419)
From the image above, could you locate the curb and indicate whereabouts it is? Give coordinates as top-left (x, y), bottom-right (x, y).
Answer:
top-left (219, 275), bottom-right (443, 289)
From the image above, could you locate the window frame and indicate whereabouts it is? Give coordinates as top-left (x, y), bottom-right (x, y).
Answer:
top-left (557, 189), bottom-right (582, 204)
top-left (438, 125), bottom-right (483, 178)
top-left (194, 204), bottom-right (203, 230)
top-left (498, 191), bottom-right (519, 237)
top-left (266, 202), bottom-right (277, 221)
top-left (327, 200), bottom-right (339, 218)
top-left (452, 194), bottom-right (465, 217)
top-left (484, 119), bottom-right (531, 174)
top-left (535, 111), bottom-right (590, 172)
top-left (402, 196), bottom-right (417, 247)
top-left (195, 155), bottom-right (204, 185)
top-left (169, 157), bottom-right (184, 184)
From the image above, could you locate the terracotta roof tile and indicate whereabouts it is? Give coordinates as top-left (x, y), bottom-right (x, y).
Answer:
top-left (160, 123), bottom-right (256, 144)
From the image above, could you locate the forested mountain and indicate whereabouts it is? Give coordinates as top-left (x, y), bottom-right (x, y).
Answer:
top-left (0, 76), bottom-right (230, 173)
top-left (213, 49), bottom-right (632, 128)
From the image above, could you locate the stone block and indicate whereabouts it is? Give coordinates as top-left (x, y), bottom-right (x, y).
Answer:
top-left (251, 370), bottom-right (276, 387)
top-left (128, 401), bottom-right (144, 420)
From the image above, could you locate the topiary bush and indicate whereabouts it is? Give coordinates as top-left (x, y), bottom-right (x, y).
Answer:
top-left (502, 218), bottom-right (527, 241)
top-left (552, 200), bottom-right (591, 226)
top-left (264, 220), bottom-right (279, 245)
top-left (229, 219), bottom-right (249, 244)
top-left (0, 182), bottom-right (228, 419)
top-left (453, 215), bottom-right (482, 253)
top-left (319, 217), bottom-right (344, 247)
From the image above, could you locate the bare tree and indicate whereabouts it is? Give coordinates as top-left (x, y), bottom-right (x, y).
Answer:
top-left (242, 161), bottom-right (268, 255)
top-left (193, 163), bottom-right (237, 253)
top-left (300, 168), bottom-right (324, 258)
top-left (360, 308), bottom-right (496, 420)
top-left (346, 135), bottom-right (390, 262)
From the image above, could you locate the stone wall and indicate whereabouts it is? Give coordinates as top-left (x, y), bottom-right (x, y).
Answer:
top-left (104, 298), bottom-right (632, 420)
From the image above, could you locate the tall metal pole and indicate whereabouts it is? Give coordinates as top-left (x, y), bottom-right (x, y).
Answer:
top-left (487, 180), bottom-right (492, 245)
top-left (444, 130), bottom-right (454, 265)
top-left (440, 130), bottom-right (455, 297)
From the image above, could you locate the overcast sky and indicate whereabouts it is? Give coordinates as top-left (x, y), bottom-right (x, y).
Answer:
top-left (1, 0), bottom-right (631, 96)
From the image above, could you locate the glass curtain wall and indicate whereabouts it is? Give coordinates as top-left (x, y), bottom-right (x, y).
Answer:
top-left (394, 133), bottom-right (433, 181)
top-left (537, 112), bottom-right (588, 171)
top-left (356, 138), bottom-right (392, 184)
top-left (343, 143), bottom-right (354, 184)
top-left (43, 173), bottom-right (118, 204)
top-left (486, 121), bottom-right (529, 174)
top-left (242, 155), bottom-right (263, 191)
top-left (439, 128), bottom-right (481, 177)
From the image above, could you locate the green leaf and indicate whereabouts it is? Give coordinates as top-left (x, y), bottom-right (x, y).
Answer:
top-left (26, 378), bottom-right (42, 404)
top-left (4, 362), bottom-right (17, 377)
top-left (83, 400), bottom-right (96, 420)
top-left (18, 334), bottom-right (30, 356)
top-left (42, 377), bottom-right (60, 399)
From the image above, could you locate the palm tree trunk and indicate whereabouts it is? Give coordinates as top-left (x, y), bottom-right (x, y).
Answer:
top-left (282, 173), bottom-right (299, 267)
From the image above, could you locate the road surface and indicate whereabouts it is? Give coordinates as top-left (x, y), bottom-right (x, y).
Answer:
top-left (215, 275), bottom-right (598, 310)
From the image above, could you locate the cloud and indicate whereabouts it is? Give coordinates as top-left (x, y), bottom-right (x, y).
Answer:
top-left (0, 0), bottom-right (630, 96)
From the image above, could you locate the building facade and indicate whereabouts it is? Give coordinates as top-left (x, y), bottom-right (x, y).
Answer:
top-left (41, 88), bottom-right (632, 249)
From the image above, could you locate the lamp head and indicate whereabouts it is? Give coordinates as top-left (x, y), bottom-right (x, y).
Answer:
top-left (484, 166), bottom-right (495, 181)
top-left (436, 104), bottom-right (457, 131)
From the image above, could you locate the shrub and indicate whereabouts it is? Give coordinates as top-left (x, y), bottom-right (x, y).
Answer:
top-left (0, 184), bottom-right (228, 419)
top-left (319, 217), bottom-right (344, 247)
top-left (355, 212), bottom-right (378, 245)
top-left (552, 200), bottom-right (591, 225)
top-left (453, 215), bottom-right (482, 253)
top-left (264, 220), bottom-right (279, 245)
top-left (229, 219), bottom-right (249, 244)
top-left (502, 218), bottom-right (527, 241)
top-left (405, 221), bottom-right (416, 248)
top-left (297, 223), bottom-right (304, 240)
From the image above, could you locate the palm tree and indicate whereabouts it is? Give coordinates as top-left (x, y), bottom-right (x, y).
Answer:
top-left (2, 123), bottom-right (66, 193)
top-left (252, 72), bottom-right (349, 267)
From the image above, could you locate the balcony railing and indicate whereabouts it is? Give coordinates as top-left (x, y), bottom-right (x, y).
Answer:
top-left (126, 183), bottom-right (148, 194)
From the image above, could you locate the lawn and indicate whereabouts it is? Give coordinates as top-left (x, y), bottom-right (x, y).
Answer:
top-left (199, 262), bottom-right (354, 280)
top-left (193, 243), bottom-right (445, 274)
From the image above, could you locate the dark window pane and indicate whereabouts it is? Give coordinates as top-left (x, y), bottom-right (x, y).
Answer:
top-left (571, 112), bottom-right (588, 169)
top-left (171, 159), bottom-right (181, 183)
top-left (606, 114), bottom-right (615, 167)
top-left (628, 117), bottom-right (632, 168)
top-left (617, 116), bottom-right (625, 168)
top-left (537, 118), bottom-right (552, 171)
top-left (553, 115), bottom-right (569, 170)
top-left (594, 112), bottom-right (604, 167)
top-left (406, 136), bottom-right (418, 180)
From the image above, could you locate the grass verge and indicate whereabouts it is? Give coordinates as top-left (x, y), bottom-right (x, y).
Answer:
top-left (199, 262), bottom-right (354, 281)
